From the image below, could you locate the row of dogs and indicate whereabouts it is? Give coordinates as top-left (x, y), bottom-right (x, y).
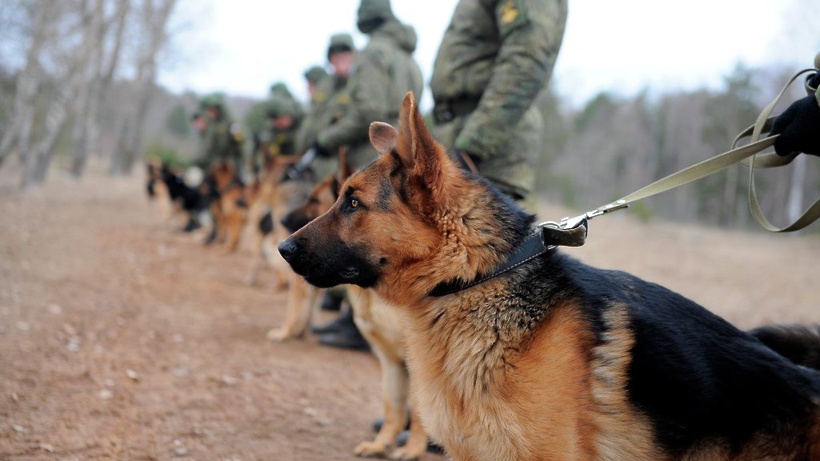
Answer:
top-left (146, 154), bottom-right (431, 459)
top-left (149, 93), bottom-right (820, 460)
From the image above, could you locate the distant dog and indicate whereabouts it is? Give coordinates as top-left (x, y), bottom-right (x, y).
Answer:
top-left (202, 161), bottom-right (251, 253)
top-left (279, 93), bottom-right (820, 460)
top-left (278, 164), bottom-right (429, 459)
top-left (145, 159), bottom-right (204, 231)
top-left (243, 154), bottom-right (313, 289)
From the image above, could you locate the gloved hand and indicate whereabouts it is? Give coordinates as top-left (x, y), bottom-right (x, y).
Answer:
top-left (313, 141), bottom-right (332, 158)
top-left (770, 72), bottom-right (820, 157)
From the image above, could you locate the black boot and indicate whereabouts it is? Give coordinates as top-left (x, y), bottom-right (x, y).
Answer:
top-left (316, 310), bottom-right (369, 351)
top-left (202, 227), bottom-right (218, 245)
top-left (320, 292), bottom-right (343, 311)
top-left (182, 216), bottom-right (201, 232)
top-left (311, 308), bottom-right (354, 334)
top-left (396, 430), bottom-right (445, 454)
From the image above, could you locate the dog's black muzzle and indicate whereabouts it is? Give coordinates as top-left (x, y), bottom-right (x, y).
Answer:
top-left (278, 237), bottom-right (377, 289)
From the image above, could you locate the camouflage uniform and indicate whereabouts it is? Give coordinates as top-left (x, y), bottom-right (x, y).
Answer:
top-left (251, 84), bottom-right (306, 174)
top-left (315, 0), bottom-right (424, 171)
top-left (430, 0), bottom-right (568, 200)
top-left (198, 94), bottom-right (244, 170)
top-left (297, 34), bottom-right (356, 179)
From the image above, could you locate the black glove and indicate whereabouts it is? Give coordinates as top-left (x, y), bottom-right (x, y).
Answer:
top-left (314, 141), bottom-right (331, 158)
top-left (770, 72), bottom-right (820, 157)
top-left (281, 148), bottom-right (317, 182)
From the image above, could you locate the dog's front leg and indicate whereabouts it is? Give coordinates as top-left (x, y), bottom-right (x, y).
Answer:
top-left (355, 354), bottom-right (411, 458)
top-left (267, 276), bottom-right (319, 341)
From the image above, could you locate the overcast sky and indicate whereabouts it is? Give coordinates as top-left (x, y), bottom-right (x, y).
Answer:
top-left (159, 0), bottom-right (819, 110)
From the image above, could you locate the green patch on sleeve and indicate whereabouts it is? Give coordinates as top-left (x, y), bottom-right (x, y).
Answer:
top-left (496, 0), bottom-right (528, 37)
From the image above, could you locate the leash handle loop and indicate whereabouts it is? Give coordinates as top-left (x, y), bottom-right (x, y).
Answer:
top-left (739, 67), bottom-right (820, 232)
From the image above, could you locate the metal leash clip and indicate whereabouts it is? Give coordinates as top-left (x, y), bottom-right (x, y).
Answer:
top-left (537, 199), bottom-right (630, 248)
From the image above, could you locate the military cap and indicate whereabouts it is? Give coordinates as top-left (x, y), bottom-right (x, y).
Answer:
top-left (265, 97), bottom-right (296, 118)
top-left (327, 33), bottom-right (354, 60)
top-left (357, 0), bottom-right (394, 31)
top-left (269, 82), bottom-right (294, 99)
top-left (304, 65), bottom-right (328, 85)
top-left (199, 93), bottom-right (225, 109)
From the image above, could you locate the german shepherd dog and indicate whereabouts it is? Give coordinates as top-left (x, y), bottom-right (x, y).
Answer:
top-left (243, 154), bottom-right (312, 289)
top-left (279, 163), bottom-right (429, 459)
top-left (278, 93), bottom-right (820, 460)
top-left (145, 159), bottom-right (205, 231)
top-left (202, 161), bottom-right (251, 253)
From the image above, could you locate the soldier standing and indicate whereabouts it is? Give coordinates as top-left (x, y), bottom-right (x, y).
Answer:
top-left (431, 0), bottom-right (568, 202)
top-left (196, 94), bottom-right (244, 244)
top-left (197, 94), bottom-right (244, 171)
top-left (310, 0), bottom-right (424, 171)
top-left (296, 33), bottom-right (356, 180)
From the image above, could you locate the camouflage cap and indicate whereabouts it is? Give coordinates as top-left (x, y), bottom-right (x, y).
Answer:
top-left (265, 96), bottom-right (297, 118)
top-left (199, 93), bottom-right (225, 109)
top-left (327, 33), bottom-right (354, 60)
top-left (269, 82), bottom-right (294, 99)
top-left (304, 65), bottom-right (328, 85)
top-left (357, 0), bottom-right (394, 24)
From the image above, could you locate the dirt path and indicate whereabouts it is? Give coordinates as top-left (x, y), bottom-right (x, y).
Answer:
top-left (0, 172), bottom-right (817, 460)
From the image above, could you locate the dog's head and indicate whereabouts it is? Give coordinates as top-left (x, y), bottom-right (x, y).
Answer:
top-left (278, 93), bottom-right (531, 304)
top-left (280, 159), bottom-right (352, 234)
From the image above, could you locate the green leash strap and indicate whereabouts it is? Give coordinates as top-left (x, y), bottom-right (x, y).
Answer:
top-left (547, 66), bottom-right (819, 237)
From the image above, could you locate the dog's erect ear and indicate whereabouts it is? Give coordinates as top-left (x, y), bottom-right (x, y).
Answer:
top-left (337, 146), bottom-right (353, 184)
top-left (369, 122), bottom-right (399, 155)
top-left (397, 92), bottom-right (449, 206)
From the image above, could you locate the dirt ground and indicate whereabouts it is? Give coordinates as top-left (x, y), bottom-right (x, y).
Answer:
top-left (0, 169), bottom-right (817, 461)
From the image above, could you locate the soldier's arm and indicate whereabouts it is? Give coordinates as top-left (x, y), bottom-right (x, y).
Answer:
top-left (316, 50), bottom-right (391, 152)
top-left (455, 0), bottom-right (568, 159)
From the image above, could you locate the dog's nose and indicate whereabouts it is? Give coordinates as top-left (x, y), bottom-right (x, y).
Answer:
top-left (278, 239), bottom-right (299, 263)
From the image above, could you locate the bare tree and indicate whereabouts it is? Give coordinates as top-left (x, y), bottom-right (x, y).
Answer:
top-left (21, 0), bottom-right (106, 188)
top-left (109, 0), bottom-right (178, 176)
top-left (0, 1), bottom-right (57, 167)
top-left (70, 0), bottom-right (131, 178)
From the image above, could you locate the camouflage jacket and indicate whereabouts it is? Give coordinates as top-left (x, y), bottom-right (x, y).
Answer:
top-left (430, 0), bottom-right (567, 159)
top-left (199, 116), bottom-right (244, 168)
top-left (297, 75), bottom-right (353, 153)
top-left (316, 20), bottom-right (424, 152)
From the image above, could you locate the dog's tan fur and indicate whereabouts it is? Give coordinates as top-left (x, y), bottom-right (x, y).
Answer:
top-left (206, 161), bottom-right (248, 254)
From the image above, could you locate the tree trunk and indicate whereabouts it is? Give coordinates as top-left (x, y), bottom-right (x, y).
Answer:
top-left (0, 3), bottom-right (54, 166)
top-left (22, 88), bottom-right (71, 188)
top-left (21, 1), bottom-right (100, 188)
top-left (109, 0), bottom-right (177, 176)
top-left (72, 0), bottom-right (129, 178)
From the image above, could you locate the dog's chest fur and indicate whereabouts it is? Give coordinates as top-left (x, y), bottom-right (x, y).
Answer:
top-left (403, 277), bottom-right (645, 460)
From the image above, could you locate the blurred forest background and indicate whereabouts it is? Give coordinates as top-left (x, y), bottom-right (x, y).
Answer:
top-left (0, 0), bottom-right (817, 231)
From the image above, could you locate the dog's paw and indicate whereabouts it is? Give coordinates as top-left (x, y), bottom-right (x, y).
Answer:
top-left (388, 447), bottom-right (423, 460)
top-left (354, 440), bottom-right (388, 458)
top-left (266, 328), bottom-right (292, 342)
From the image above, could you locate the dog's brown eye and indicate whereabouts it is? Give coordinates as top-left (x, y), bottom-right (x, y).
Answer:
top-left (350, 198), bottom-right (359, 209)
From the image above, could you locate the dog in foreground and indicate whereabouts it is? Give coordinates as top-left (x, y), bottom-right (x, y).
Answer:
top-left (278, 93), bottom-right (820, 460)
